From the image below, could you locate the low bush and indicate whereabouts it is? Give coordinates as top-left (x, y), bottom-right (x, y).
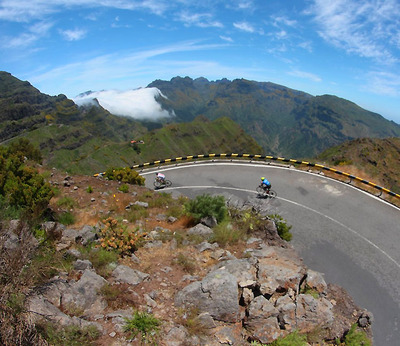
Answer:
top-left (124, 311), bottom-right (161, 343)
top-left (210, 220), bottom-right (246, 246)
top-left (344, 324), bottom-right (371, 346)
top-left (269, 330), bottom-right (308, 345)
top-left (105, 167), bottom-right (145, 186)
top-left (118, 184), bottom-right (129, 193)
top-left (268, 214), bottom-right (293, 241)
top-left (300, 284), bottom-right (320, 299)
top-left (57, 211), bottom-right (75, 225)
top-left (88, 247), bottom-right (118, 278)
top-left (0, 141), bottom-right (53, 221)
top-left (37, 323), bottom-right (100, 345)
top-left (98, 217), bottom-right (146, 255)
top-left (56, 196), bottom-right (76, 209)
top-left (184, 194), bottom-right (227, 223)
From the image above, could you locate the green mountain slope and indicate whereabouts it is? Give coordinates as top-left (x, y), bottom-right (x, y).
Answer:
top-left (317, 137), bottom-right (400, 193)
top-left (149, 77), bottom-right (400, 158)
top-left (0, 72), bottom-right (262, 175)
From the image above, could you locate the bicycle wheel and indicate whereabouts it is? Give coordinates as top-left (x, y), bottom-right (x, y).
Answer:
top-left (164, 180), bottom-right (172, 187)
top-left (256, 186), bottom-right (266, 195)
top-left (268, 189), bottom-right (277, 198)
top-left (153, 180), bottom-right (161, 188)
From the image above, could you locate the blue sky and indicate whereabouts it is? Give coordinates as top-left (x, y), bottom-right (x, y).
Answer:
top-left (1, 0), bottom-right (400, 123)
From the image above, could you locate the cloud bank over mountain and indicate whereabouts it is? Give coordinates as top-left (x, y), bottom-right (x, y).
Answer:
top-left (73, 88), bottom-right (174, 120)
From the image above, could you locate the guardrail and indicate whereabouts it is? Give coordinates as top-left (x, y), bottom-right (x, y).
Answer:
top-left (134, 153), bottom-right (400, 200)
top-left (97, 153), bottom-right (400, 200)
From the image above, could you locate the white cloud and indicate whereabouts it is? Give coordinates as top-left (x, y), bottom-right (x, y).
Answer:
top-left (363, 71), bottom-right (400, 97)
top-left (177, 11), bottom-right (223, 28)
top-left (233, 21), bottom-right (255, 33)
top-left (0, 0), bottom-right (170, 21)
top-left (3, 20), bottom-right (53, 48)
top-left (219, 35), bottom-right (233, 43)
top-left (73, 88), bottom-right (174, 120)
top-left (272, 16), bottom-right (297, 28)
top-left (288, 70), bottom-right (322, 83)
top-left (60, 28), bottom-right (87, 41)
top-left (307, 0), bottom-right (400, 63)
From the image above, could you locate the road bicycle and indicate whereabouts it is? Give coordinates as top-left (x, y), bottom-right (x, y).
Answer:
top-left (256, 184), bottom-right (277, 198)
top-left (154, 178), bottom-right (172, 188)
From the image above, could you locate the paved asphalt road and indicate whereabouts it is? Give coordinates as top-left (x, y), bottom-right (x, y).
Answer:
top-left (142, 161), bottom-right (400, 346)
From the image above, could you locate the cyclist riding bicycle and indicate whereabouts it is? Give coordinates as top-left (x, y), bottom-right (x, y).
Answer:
top-left (260, 177), bottom-right (271, 192)
top-left (155, 172), bottom-right (166, 184)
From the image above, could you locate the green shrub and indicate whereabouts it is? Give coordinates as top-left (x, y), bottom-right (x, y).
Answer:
top-left (300, 284), bottom-right (320, 299)
top-left (105, 166), bottom-right (145, 185)
top-left (86, 185), bottom-right (93, 193)
top-left (0, 194), bottom-right (21, 219)
top-left (57, 211), bottom-right (75, 225)
top-left (210, 220), bottom-right (246, 246)
top-left (0, 140), bottom-right (53, 221)
top-left (38, 323), bottom-right (100, 346)
top-left (56, 196), bottom-right (76, 209)
top-left (184, 194), bottom-right (227, 223)
top-left (268, 214), bottom-right (293, 241)
top-left (344, 324), bottom-right (371, 346)
top-left (88, 247), bottom-right (118, 278)
top-left (8, 138), bottom-right (43, 163)
top-left (118, 184), bottom-right (129, 193)
top-left (269, 330), bottom-right (308, 345)
top-left (126, 206), bottom-right (149, 223)
top-left (124, 311), bottom-right (161, 343)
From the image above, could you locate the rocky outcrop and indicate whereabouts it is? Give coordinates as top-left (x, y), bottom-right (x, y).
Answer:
top-left (19, 219), bottom-right (372, 345)
top-left (175, 268), bottom-right (240, 323)
top-left (175, 241), bottom-right (369, 344)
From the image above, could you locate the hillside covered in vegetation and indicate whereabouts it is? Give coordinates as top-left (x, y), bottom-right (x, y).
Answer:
top-left (0, 72), bottom-right (262, 175)
top-left (149, 77), bottom-right (400, 158)
top-left (317, 137), bottom-right (400, 194)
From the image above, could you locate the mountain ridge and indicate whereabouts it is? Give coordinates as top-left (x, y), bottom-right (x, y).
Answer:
top-left (0, 72), bottom-right (262, 174)
top-left (148, 76), bottom-right (400, 157)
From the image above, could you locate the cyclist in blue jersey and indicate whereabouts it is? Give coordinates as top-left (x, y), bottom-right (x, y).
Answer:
top-left (261, 177), bottom-right (271, 192)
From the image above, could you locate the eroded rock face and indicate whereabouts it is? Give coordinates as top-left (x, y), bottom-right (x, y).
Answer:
top-left (174, 242), bottom-right (350, 343)
top-left (175, 268), bottom-right (240, 323)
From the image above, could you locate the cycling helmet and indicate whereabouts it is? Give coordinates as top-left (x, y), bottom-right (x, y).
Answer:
top-left (261, 177), bottom-right (265, 180)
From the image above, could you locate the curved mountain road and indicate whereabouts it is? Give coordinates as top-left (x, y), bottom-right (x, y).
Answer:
top-left (142, 161), bottom-right (400, 346)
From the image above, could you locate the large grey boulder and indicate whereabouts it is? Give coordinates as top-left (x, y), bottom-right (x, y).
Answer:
top-left (62, 269), bottom-right (108, 315)
top-left (245, 296), bottom-right (282, 344)
top-left (175, 268), bottom-right (240, 323)
top-left (112, 264), bottom-right (149, 285)
top-left (212, 258), bottom-right (258, 284)
top-left (187, 223), bottom-right (214, 239)
top-left (303, 269), bottom-right (328, 295)
top-left (295, 294), bottom-right (334, 332)
top-left (57, 225), bottom-right (97, 250)
top-left (257, 247), bottom-right (306, 297)
top-left (27, 295), bottom-right (103, 333)
top-left (2, 220), bottom-right (38, 250)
